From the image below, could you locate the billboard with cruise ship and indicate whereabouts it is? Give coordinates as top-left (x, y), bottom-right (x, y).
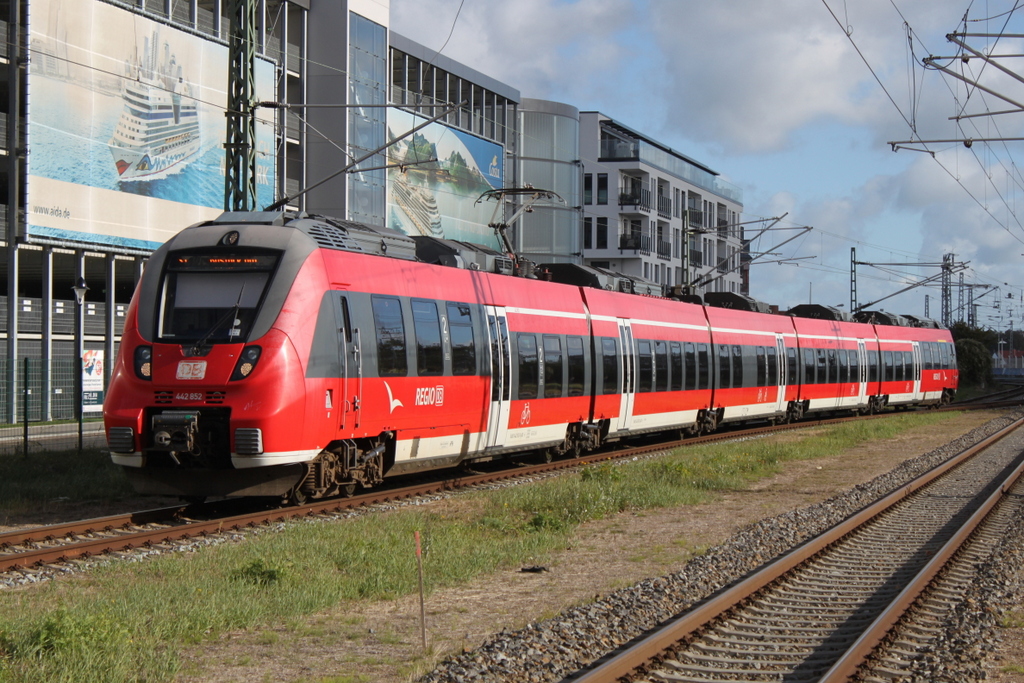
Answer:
top-left (386, 109), bottom-right (504, 249)
top-left (26, 0), bottom-right (276, 250)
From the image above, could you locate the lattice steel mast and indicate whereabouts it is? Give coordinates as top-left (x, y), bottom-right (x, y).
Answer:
top-left (224, 0), bottom-right (258, 211)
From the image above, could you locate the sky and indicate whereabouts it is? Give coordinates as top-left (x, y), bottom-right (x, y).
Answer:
top-left (389, 0), bottom-right (1024, 330)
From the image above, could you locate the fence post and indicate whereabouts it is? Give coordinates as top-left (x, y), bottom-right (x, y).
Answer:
top-left (22, 358), bottom-right (28, 459)
top-left (77, 355), bottom-right (83, 455)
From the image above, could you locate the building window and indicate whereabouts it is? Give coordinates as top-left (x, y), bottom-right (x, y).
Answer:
top-left (584, 174), bottom-right (593, 204)
top-left (583, 217), bottom-right (592, 250)
top-left (596, 217), bottom-right (608, 249)
top-left (597, 173), bottom-right (608, 205)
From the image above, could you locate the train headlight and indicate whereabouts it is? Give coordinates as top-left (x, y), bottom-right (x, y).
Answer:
top-left (134, 346), bottom-right (152, 380)
top-left (231, 345), bottom-right (262, 381)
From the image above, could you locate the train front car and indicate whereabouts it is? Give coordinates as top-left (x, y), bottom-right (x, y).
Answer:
top-left (104, 212), bottom-right (336, 500)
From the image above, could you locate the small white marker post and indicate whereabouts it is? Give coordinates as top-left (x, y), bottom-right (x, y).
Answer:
top-left (415, 530), bottom-right (427, 650)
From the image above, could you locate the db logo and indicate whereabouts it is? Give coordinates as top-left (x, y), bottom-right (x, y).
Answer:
top-left (415, 385), bottom-right (445, 406)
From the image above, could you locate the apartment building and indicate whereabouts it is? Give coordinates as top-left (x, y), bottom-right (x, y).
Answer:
top-left (579, 112), bottom-right (746, 296)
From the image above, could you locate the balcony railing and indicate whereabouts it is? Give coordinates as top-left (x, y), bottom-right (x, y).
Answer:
top-left (601, 138), bottom-right (639, 160)
top-left (687, 209), bottom-right (704, 229)
top-left (657, 195), bottom-right (672, 217)
top-left (718, 219), bottom-right (729, 237)
top-left (619, 233), bottom-right (651, 255)
top-left (690, 250), bottom-right (703, 268)
top-left (657, 240), bottom-right (672, 260)
top-left (619, 189), bottom-right (650, 212)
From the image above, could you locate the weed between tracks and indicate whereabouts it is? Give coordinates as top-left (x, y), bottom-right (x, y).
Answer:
top-left (0, 411), bottom-right (957, 682)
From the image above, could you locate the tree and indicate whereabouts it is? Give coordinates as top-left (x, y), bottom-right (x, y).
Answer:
top-left (955, 338), bottom-right (993, 387)
top-left (948, 321), bottom-right (998, 350)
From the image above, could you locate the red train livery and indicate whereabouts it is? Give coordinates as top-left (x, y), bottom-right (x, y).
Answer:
top-left (103, 212), bottom-right (958, 501)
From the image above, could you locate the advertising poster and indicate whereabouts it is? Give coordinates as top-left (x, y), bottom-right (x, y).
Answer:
top-left (28, 0), bottom-right (277, 251)
top-left (387, 109), bottom-right (504, 248)
top-left (82, 349), bottom-right (104, 413)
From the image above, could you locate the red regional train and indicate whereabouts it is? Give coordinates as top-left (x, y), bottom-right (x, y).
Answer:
top-left (103, 212), bottom-right (959, 501)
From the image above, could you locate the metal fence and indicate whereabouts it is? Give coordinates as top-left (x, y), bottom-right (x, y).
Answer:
top-left (0, 358), bottom-right (106, 456)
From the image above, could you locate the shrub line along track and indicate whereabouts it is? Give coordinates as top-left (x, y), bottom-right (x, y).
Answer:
top-left (1, 402), bottom-right (1018, 577)
top-left (564, 416), bottom-right (1024, 683)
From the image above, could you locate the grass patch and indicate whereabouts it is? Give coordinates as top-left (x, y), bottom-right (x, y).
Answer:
top-left (0, 411), bottom-right (965, 682)
top-left (0, 447), bottom-right (135, 519)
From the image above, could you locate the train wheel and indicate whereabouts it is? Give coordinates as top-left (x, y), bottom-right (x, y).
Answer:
top-left (288, 488), bottom-right (307, 506)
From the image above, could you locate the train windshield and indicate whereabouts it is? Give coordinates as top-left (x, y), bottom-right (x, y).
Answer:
top-left (157, 251), bottom-right (279, 344)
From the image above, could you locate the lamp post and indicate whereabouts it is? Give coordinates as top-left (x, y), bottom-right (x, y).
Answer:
top-left (72, 277), bottom-right (89, 454)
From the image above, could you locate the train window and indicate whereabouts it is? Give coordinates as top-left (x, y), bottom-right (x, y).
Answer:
top-left (637, 340), bottom-right (654, 393)
top-left (827, 349), bottom-right (837, 384)
top-left (158, 269), bottom-right (272, 343)
top-left (850, 348), bottom-right (860, 383)
top-left (602, 338), bottom-right (619, 394)
top-left (340, 296), bottom-right (352, 343)
top-left (412, 300), bottom-right (443, 376)
top-left (906, 351), bottom-right (916, 379)
top-left (655, 341), bottom-right (669, 392)
top-left (939, 343), bottom-right (948, 369)
top-left (767, 346), bottom-right (778, 385)
top-left (894, 352), bottom-right (905, 382)
top-left (447, 303), bottom-right (476, 376)
top-left (732, 345), bottom-right (744, 388)
top-left (488, 317), bottom-right (501, 400)
top-left (718, 345), bottom-right (731, 389)
top-left (816, 348), bottom-right (827, 384)
top-left (544, 336), bottom-right (563, 398)
top-left (697, 344), bottom-right (710, 390)
top-left (371, 296), bottom-right (407, 377)
top-left (787, 348), bottom-right (798, 386)
top-left (670, 342), bottom-right (683, 391)
top-left (868, 350), bottom-right (879, 383)
top-left (756, 347), bottom-right (767, 387)
top-left (837, 349), bottom-right (848, 385)
top-left (803, 348), bottom-right (815, 385)
top-left (517, 334), bottom-right (539, 400)
top-left (684, 342), bottom-right (697, 391)
top-left (567, 337), bottom-right (585, 397)
top-left (883, 351), bottom-right (894, 382)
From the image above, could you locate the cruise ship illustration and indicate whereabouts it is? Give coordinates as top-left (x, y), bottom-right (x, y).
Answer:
top-left (108, 29), bottom-right (200, 181)
top-left (393, 181), bottom-right (443, 237)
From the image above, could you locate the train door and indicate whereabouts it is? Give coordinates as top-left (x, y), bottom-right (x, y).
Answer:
top-left (333, 294), bottom-right (361, 431)
top-left (857, 340), bottom-right (868, 405)
top-left (485, 306), bottom-right (512, 449)
top-left (773, 336), bottom-right (786, 413)
top-left (912, 342), bottom-right (922, 401)
top-left (617, 319), bottom-right (636, 431)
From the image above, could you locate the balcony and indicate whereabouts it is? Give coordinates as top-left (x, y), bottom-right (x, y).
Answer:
top-left (618, 189), bottom-right (650, 213)
top-left (690, 250), bottom-right (703, 268)
top-left (657, 240), bottom-right (672, 260)
top-left (718, 219), bottom-right (729, 237)
top-left (601, 138), bottom-right (639, 160)
top-left (657, 195), bottom-right (672, 218)
top-left (687, 209), bottom-right (705, 230)
top-left (619, 233), bottom-right (652, 255)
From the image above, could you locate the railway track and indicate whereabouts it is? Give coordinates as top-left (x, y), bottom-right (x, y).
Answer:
top-left (565, 416), bottom-right (1024, 683)
top-left (1, 402), bottom-right (1015, 581)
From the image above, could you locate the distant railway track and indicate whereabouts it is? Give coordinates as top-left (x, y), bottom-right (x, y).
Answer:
top-left (1, 400), bottom-right (1017, 579)
top-left (566, 416), bottom-right (1024, 683)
